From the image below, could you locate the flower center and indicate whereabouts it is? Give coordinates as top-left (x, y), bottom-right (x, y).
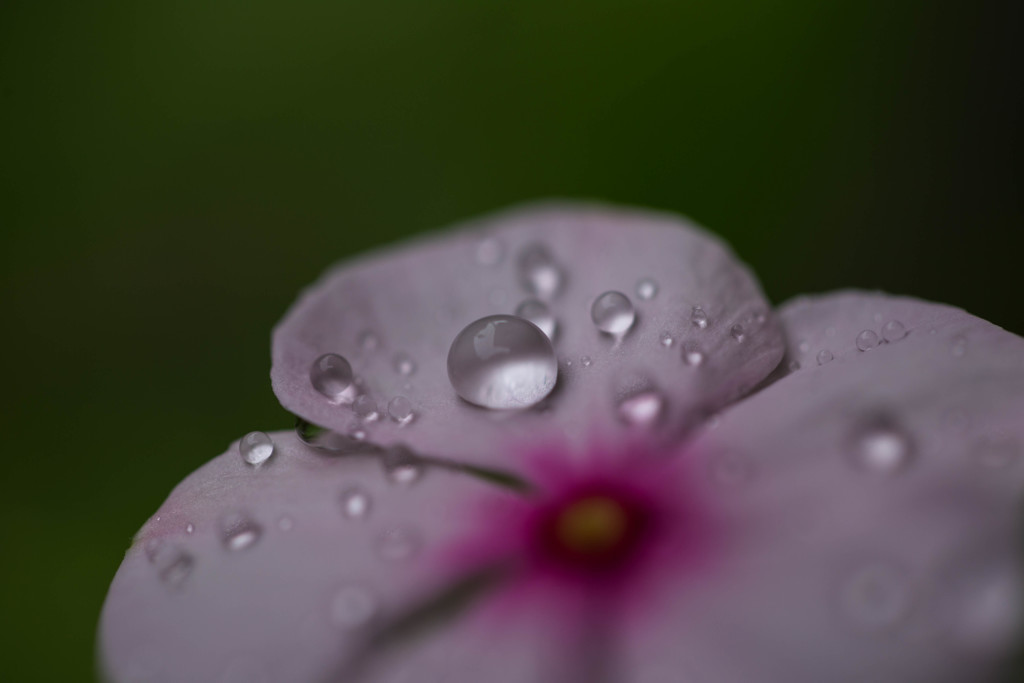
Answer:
top-left (555, 496), bottom-right (628, 555)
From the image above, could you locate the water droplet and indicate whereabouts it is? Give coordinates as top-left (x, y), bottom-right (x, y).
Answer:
top-left (339, 486), bottom-right (372, 519)
top-left (392, 352), bottom-right (417, 376)
top-left (515, 299), bottom-right (557, 340)
top-left (580, 355), bottom-right (592, 368)
top-left (350, 428), bottom-right (367, 441)
top-left (185, 523), bottom-right (195, 534)
top-left (220, 512), bottom-right (262, 552)
top-left (446, 315), bottom-right (557, 409)
top-left (682, 343), bottom-right (704, 367)
top-left (591, 291), bottom-right (636, 336)
top-left (855, 329), bottom-right (879, 352)
top-left (952, 335), bottom-right (968, 357)
top-left (848, 421), bottom-right (914, 475)
top-left (617, 390), bottom-right (664, 428)
top-left (798, 340), bottom-right (811, 354)
top-left (152, 545), bottom-right (195, 588)
top-left (475, 237), bottom-right (503, 266)
top-left (353, 395), bottom-right (380, 422)
top-left (972, 437), bottom-right (1020, 469)
top-left (729, 324), bottom-right (745, 343)
top-left (635, 278), bottom-right (658, 300)
top-left (358, 330), bottom-right (380, 351)
top-left (840, 563), bottom-right (912, 630)
top-left (295, 418), bottom-right (362, 452)
top-left (882, 320), bottom-right (907, 342)
top-left (690, 306), bottom-right (709, 329)
top-left (517, 243), bottom-right (563, 299)
top-left (331, 584), bottom-right (378, 629)
top-left (238, 431), bottom-right (275, 467)
top-left (382, 446), bottom-right (424, 485)
top-left (376, 526), bottom-right (421, 561)
top-left (387, 396), bottom-right (415, 425)
top-left (659, 332), bottom-right (675, 348)
top-left (817, 349), bottom-right (834, 365)
top-left (310, 354), bottom-right (355, 403)
top-left (788, 360), bottom-right (801, 372)
top-left (277, 516), bottom-right (294, 531)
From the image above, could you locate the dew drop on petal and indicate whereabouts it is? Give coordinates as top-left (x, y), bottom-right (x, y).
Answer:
top-left (358, 330), bottom-right (380, 352)
top-left (635, 278), bottom-right (658, 301)
top-left (972, 437), bottom-right (1020, 469)
top-left (788, 360), bottom-right (801, 372)
top-left (848, 421), bottom-right (914, 475)
top-left (185, 523), bottom-right (195, 535)
top-left (392, 352), bottom-right (417, 376)
top-left (382, 445), bottom-right (424, 486)
top-left (239, 431), bottom-right (275, 467)
top-left (856, 329), bottom-right (879, 352)
top-left (952, 335), bottom-right (968, 357)
top-left (353, 395), bottom-right (380, 422)
top-left (151, 545), bottom-right (195, 589)
top-left (659, 332), bottom-right (675, 348)
top-left (339, 486), bottom-right (372, 519)
top-left (220, 512), bottom-right (262, 552)
top-left (387, 396), bottom-right (415, 425)
top-left (729, 324), bottom-right (745, 343)
top-left (817, 349), bottom-right (834, 365)
top-left (376, 526), bottom-right (421, 561)
top-left (331, 584), bottom-right (378, 629)
top-left (580, 355), bottom-right (592, 368)
top-left (310, 353), bottom-right (355, 403)
top-left (591, 291), bottom-right (636, 336)
top-left (682, 344), bottom-right (704, 367)
top-left (798, 339), bottom-right (811, 354)
top-left (617, 390), bottom-right (664, 428)
top-left (517, 243), bottom-right (563, 299)
top-left (882, 320), bottom-right (907, 342)
top-left (447, 315), bottom-right (557, 409)
top-left (840, 563), bottom-right (912, 630)
top-left (690, 306), bottom-right (709, 329)
top-left (515, 299), bottom-right (557, 340)
top-left (475, 237), bottom-right (503, 266)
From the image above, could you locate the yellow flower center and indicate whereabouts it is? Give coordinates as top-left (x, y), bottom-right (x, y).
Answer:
top-left (555, 496), bottom-right (628, 555)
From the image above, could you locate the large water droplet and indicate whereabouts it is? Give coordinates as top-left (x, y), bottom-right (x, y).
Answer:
top-left (239, 431), bottom-right (275, 467)
top-left (848, 420), bottom-right (914, 475)
top-left (382, 445), bottom-right (424, 485)
top-left (339, 486), bottom-right (372, 519)
top-left (517, 243), bottom-right (563, 299)
top-left (817, 349), bottom-right (834, 365)
top-left (331, 584), bottom-right (378, 629)
top-left (376, 526), bottom-right (420, 561)
top-left (617, 390), bottom-right (664, 428)
top-left (840, 563), bottom-right (912, 630)
top-left (310, 354), bottom-right (355, 403)
top-left (690, 306), bottom-right (709, 329)
top-left (856, 330), bottom-right (879, 352)
top-left (392, 352), bottom-right (417, 376)
top-left (514, 299), bottom-right (557, 340)
top-left (635, 278), bottom-right (658, 301)
top-left (387, 396), bottom-right (415, 425)
top-left (220, 512), bottom-right (263, 552)
top-left (591, 291), bottom-right (636, 336)
top-left (882, 320), bottom-right (907, 342)
top-left (447, 315), bottom-right (557, 409)
top-left (353, 395), bottom-right (380, 422)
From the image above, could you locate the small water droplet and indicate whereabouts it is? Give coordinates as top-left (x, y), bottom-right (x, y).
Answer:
top-left (475, 237), bottom-right (503, 266)
top-left (972, 437), bottom-right (1020, 469)
top-left (690, 306), bottom-right (708, 329)
top-left (798, 340), bottom-right (811, 354)
top-left (848, 420), bottom-right (914, 474)
top-left (817, 349), bottom-right (834, 365)
top-left (840, 563), bottom-right (912, 630)
top-left (387, 396), bottom-right (415, 425)
top-left (729, 324), bottom-right (745, 343)
top-left (952, 335), bottom-right (968, 357)
top-left (353, 395), bottom-right (380, 422)
top-left (856, 329), bottom-right (879, 352)
top-left (515, 299), bottom-right (557, 340)
top-left (350, 428), bottom-right (367, 441)
top-left (788, 360), bottom-right (801, 372)
top-left (185, 523), bottom-right (195, 535)
top-left (383, 446), bottom-right (424, 485)
top-left (239, 431), bottom-right (275, 467)
top-left (220, 512), bottom-right (262, 552)
top-left (682, 344), bottom-right (704, 367)
top-left (882, 320), bottom-right (907, 342)
top-left (151, 545), bottom-right (195, 588)
top-left (659, 332), bottom-right (675, 348)
top-left (617, 390), bottom-right (664, 428)
top-left (358, 330), bottom-right (380, 351)
top-left (580, 355), bottom-right (592, 368)
top-left (277, 515), bottom-right (294, 531)
top-left (376, 526), bottom-right (421, 561)
top-left (339, 486), bottom-right (372, 519)
top-left (392, 352), bottom-right (417, 376)
top-left (447, 315), bottom-right (557, 409)
top-left (517, 243), bottom-right (563, 299)
top-left (635, 278), bottom-right (658, 300)
top-left (591, 291), bottom-right (636, 336)
top-left (331, 584), bottom-right (378, 629)
top-left (310, 353), bottom-right (355, 404)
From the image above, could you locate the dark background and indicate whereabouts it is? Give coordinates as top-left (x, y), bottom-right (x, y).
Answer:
top-left (1, 1), bottom-right (1020, 680)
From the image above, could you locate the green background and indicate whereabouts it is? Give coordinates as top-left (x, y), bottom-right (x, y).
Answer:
top-left (1, 1), bottom-right (1019, 680)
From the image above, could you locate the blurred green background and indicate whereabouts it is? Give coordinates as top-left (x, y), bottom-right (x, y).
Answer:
top-left (1, 1), bottom-right (1020, 680)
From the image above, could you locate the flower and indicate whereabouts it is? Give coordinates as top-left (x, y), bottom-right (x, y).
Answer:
top-left (99, 202), bottom-right (1024, 683)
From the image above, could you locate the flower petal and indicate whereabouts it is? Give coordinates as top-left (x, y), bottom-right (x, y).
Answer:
top-left (98, 430), bottom-right (536, 683)
top-left (621, 292), bottom-right (1024, 682)
top-left (271, 202), bottom-right (784, 467)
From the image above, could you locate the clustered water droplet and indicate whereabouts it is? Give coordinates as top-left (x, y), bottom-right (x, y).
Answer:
top-left (447, 315), bottom-right (558, 409)
top-left (239, 431), bottom-right (275, 467)
top-left (220, 511), bottom-right (263, 552)
top-left (591, 291), bottom-right (636, 336)
top-left (690, 306), bottom-right (709, 329)
top-left (635, 277), bottom-right (658, 301)
top-left (310, 353), bottom-right (355, 403)
top-left (515, 299), bottom-right (557, 340)
top-left (855, 329), bottom-right (879, 352)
